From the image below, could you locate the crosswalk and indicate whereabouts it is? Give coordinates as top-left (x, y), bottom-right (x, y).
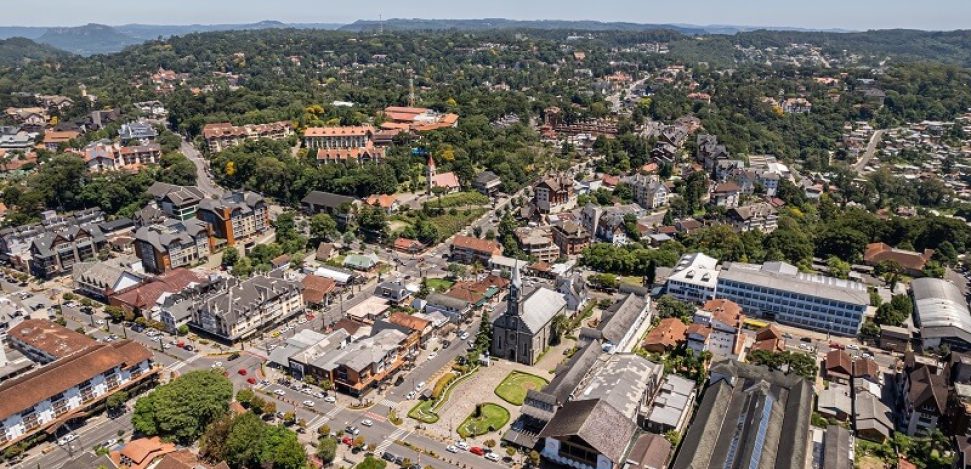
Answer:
top-left (364, 411), bottom-right (386, 422)
top-left (375, 428), bottom-right (410, 454)
top-left (306, 415), bottom-right (329, 432)
top-left (324, 406), bottom-right (342, 419)
top-left (378, 398), bottom-right (398, 408)
top-left (167, 353), bottom-right (202, 373)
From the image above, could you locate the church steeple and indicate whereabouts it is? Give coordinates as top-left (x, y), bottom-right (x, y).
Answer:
top-left (426, 154), bottom-right (436, 194)
top-left (508, 260), bottom-right (522, 315)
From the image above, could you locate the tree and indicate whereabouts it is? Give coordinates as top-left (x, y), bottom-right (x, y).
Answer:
top-left (104, 305), bottom-right (133, 323)
top-left (317, 437), bottom-right (337, 464)
top-left (528, 450), bottom-right (540, 467)
top-left (222, 247), bottom-right (240, 267)
top-left (158, 152), bottom-right (198, 186)
top-left (224, 412), bottom-right (266, 468)
top-left (132, 370), bottom-right (233, 443)
top-left (656, 295), bottom-right (695, 323)
top-left (259, 425), bottom-right (307, 469)
top-left (826, 256), bottom-right (851, 280)
top-left (309, 213), bottom-right (338, 242)
top-left (105, 391), bottom-right (128, 413)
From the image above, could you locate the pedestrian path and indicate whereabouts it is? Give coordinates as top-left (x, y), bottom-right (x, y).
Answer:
top-left (378, 398), bottom-right (398, 408)
top-left (375, 428), bottom-right (410, 454)
top-left (324, 406), bottom-right (343, 419)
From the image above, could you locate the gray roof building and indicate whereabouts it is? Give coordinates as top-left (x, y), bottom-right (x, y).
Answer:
top-left (821, 425), bottom-right (852, 469)
top-left (672, 359), bottom-right (813, 469)
top-left (912, 277), bottom-right (971, 350)
top-left (540, 398), bottom-right (637, 467)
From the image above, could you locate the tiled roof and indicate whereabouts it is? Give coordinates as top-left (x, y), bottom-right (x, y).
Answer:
top-left (451, 235), bottom-right (501, 254)
top-left (643, 318), bottom-right (687, 350)
top-left (8, 319), bottom-right (97, 359)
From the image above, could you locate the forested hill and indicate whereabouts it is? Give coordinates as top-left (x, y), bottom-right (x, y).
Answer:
top-left (737, 29), bottom-right (971, 66)
top-left (340, 18), bottom-right (708, 35)
top-left (37, 24), bottom-right (143, 56)
top-left (0, 37), bottom-right (70, 67)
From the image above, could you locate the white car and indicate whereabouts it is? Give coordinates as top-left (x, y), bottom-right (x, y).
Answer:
top-left (57, 434), bottom-right (77, 446)
top-left (847, 344), bottom-right (860, 350)
top-left (313, 391), bottom-right (325, 399)
top-left (458, 332), bottom-right (469, 340)
top-left (361, 419), bottom-right (373, 427)
top-left (211, 361), bottom-right (223, 368)
top-left (274, 389), bottom-right (286, 396)
top-left (485, 452), bottom-right (501, 462)
top-left (324, 395), bottom-right (336, 403)
top-left (415, 381), bottom-right (426, 391)
top-left (303, 400), bottom-right (315, 408)
top-left (446, 445), bottom-right (458, 453)
top-left (455, 441), bottom-right (470, 451)
top-left (426, 352), bottom-right (437, 361)
top-left (406, 391), bottom-right (417, 400)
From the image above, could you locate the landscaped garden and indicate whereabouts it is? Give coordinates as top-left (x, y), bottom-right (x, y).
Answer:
top-left (457, 403), bottom-right (510, 438)
top-left (407, 368), bottom-right (478, 424)
top-left (494, 371), bottom-right (549, 405)
top-left (425, 278), bottom-right (455, 293)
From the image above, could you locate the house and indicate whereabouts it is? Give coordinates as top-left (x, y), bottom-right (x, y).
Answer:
top-left (672, 360), bottom-right (813, 469)
top-left (300, 191), bottom-right (360, 228)
top-left (854, 390), bottom-right (893, 442)
top-left (42, 130), bottom-right (79, 151)
top-left (710, 181), bottom-right (741, 208)
top-left (189, 274), bottom-right (305, 342)
top-left (817, 383), bottom-right (852, 421)
top-left (624, 434), bottom-right (672, 469)
top-left (551, 221), bottom-right (589, 256)
top-left (80, 142), bottom-right (162, 173)
top-left (825, 349), bottom-right (854, 384)
top-left (112, 437), bottom-right (176, 469)
top-left (196, 191), bottom-right (269, 247)
top-left (644, 374), bottom-right (696, 434)
top-left (750, 324), bottom-right (787, 353)
top-left (315, 242), bottom-right (335, 261)
top-left (343, 253), bottom-right (379, 271)
top-left (376, 280), bottom-right (413, 304)
top-left (539, 399), bottom-right (636, 469)
top-left (387, 312), bottom-right (433, 345)
top-left (491, 263), bottom-right (567, 365)
top-left (863, 243), bottom-right (934, 277)
top-left (578, 292), bottom-right (652, 353)
top-left (0, 341), bottom-right (155, 451)
top-left (201, 121), bottom-right (293, 153)
top-left (641, 317), bottom-right (687, 353)
top-left (301, 274), bottom-right (336, 307)
top-left (154, 450), bottom-right (230, 469)
top-left (902, 364), bottom-right (948, 435)
top-left (326, 328), bottom-right (411, 396)
top-left (450, 235), bottom-right (501, 264)
top-left (880, 325), bottom-right (912, 353)
top-left (109, 268), bottom-right (204, 314)
top-left (534, 174), bottom-right (575, 213)
top-left (423, 293), bottom-right (472, 319)
top-left (727, 202), bottom-right (778, 233)
top-left (853, 358), bottom-right (882, 385)
top-left (473, 171), bottom-right (502, 196)
top-left (134, 218), bottom-right (211, 274)
top-left (392, 237), bottom-right (425, 254)
top-left (782, 97), bottom-right (812, 114)
top-left (364, 194), bottom-right (399, 214)
top-left (118, 121), bottom-right (158, 144)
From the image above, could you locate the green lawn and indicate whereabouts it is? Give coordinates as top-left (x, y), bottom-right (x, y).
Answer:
top-left (494, 371), bottom-right (549, 405)
top-left (408, 399), bottom-right (440, 424)
top-left (426, 278), bottom-right (455, 293)
top-left (391, 208), bottom-right (488, 243)
top-left (457, 403), bottom-right (510, 438)
top-left (426, 191), bottom-right (490, 208)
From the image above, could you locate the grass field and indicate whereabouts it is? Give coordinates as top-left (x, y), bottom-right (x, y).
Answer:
top-left (426, 191), bottom-right (489, 209)
top-left (457, 403), bottom-right (510, 438)
top-left (425, 278), bottom-right (455, 293)
top-left (494, 371), bottom-right (549, 405)
top-left (391, 208), bottom-right (488, 244)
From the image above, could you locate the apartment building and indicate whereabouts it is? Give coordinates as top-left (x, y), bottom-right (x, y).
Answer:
top-left (551, 220), bottom-right (590, 256)
top-left (196, 191), bottom-right (269, 247)
top-left (0, 209), bottom-right (104, 269)
top-left (190, 274), bottom-right (304, 342)
top-left (201, 121), bottom-right (293, 153)
top-left (450, 235), bottom-right (502, 264)
top-left (29, 223), bottom-right (108, 279)
top-left (146, 182), bottom-right (206, 221)
top-left (727, 202), bottom-right (778, 233)
top-left (515, 227), bottom-right (560, 263)
top-left (81, 142), bottom-right (162, 173)
top-left (303, 125), bottom-right (374, 150)
top-left (0, 341), bottom-right (155, 450)
top-left (134, 218), bottom-right (212, 274)
top-left (629, 173), bottom-right (669, 210)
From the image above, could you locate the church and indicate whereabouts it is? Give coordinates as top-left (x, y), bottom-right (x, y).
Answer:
top-left (491, 262), bottom-right (567, 365)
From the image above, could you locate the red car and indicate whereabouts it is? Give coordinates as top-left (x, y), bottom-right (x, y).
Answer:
top-left (470, 447), bottom-right (485, 456)
top-left (342, 436), bottom-right (353, 446)
top-left (246, 377), bottom-right (257, 385)
top-left (237, 369), bottom-right (247, 376)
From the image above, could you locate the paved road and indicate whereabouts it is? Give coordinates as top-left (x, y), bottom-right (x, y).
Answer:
top-left (180, 139), bottom-right (224, 196)
top-left (852, 129), bottom-right (886, 172)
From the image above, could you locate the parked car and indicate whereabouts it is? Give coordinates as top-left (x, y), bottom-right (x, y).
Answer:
top-left (345, 425), bottom-right (360, 436)
top-left (485, 452), bottom-right (501, 462)
top-left (455, 441), bottom-right (470, 451)
top-left (237, 369), bottom-right (248, 376)
top-left (470, 447), bottom-right (486, 456)
top-left (342, 436), bottom-right (353, 446)
top-left (415, 381), bottom-right (426, 391)
top-left (458, 331), bottom-right (469, 340)
top-left (274, 389), bottom-right (286, 396)
top-left (302, 400), bottom-right (315, 408)
top-left (246, 377), bottom-right (257, 385)
top-left (324, 395), bottom-right (336, 403)
top-left (446, 445), bottom-right (458, 453)
top-left (57, 434), bottom-right (77, 446)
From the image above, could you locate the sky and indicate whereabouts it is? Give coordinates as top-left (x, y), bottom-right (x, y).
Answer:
top-left (4, 0), bottom-right (970, 31)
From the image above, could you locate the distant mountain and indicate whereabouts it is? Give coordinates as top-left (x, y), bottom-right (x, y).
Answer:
top-left (115, 20), bottom-right (343, 40)
top-left (0, 27), bottom-right (46, 40)
top-left (339, 18), bottom-right (708, 35)
top-left (36, 23), bottom-right (143, 56)
top-left (0, 37), bottom-right (70, 66)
